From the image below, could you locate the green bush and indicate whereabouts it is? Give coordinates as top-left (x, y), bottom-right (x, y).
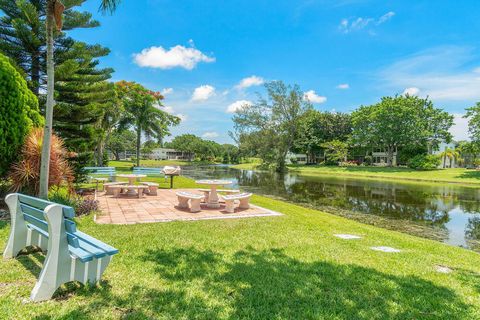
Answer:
top-left (407, 154), bottom-right (440, 170)
top-left (0, 53), bottom-right (43, 176)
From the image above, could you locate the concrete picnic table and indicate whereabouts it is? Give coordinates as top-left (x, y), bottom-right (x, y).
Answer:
top-left (116, 174), bottom-right (146, 196)
top-left (195, 179), bottom-right (232, 208)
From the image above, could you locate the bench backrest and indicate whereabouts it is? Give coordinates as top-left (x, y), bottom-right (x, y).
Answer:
top-left (133, 167), bottom-right (163, 175)
top-left (17, 194), bottom-right (78, 246)
top-left (14, 193), bottom-right (118, 262)
top-left (83, 167), bottom-right (116, 175)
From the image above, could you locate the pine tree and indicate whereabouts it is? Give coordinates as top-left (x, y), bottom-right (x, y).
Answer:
top-left (0, 0), bottom-right (115, 151)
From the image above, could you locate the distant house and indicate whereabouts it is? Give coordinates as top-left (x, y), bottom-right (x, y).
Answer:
top-left (431, 141), bottom-right (458, 168)
top-left (151, 148), bottom-right (194, 161)
top-left (286, 152), bottom-right (308, 164)
top-left (372, 148), bottom-right (398, 166)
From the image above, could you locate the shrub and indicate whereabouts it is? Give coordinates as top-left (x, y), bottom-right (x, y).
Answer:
top-left (0, 53), bottom-right (43, 177)
top-left (75, 199), bottom-right (99, 216)
top-left (407, 154), bottom-right (440, 170)
top-left (49, 187), bottom-right (99, 216)
top-left (9, 128), bottom-right (74, 195)
top-left (339, 160), bottom-right (358, 167)
top-left (364, 156), bottom-right (373, 166)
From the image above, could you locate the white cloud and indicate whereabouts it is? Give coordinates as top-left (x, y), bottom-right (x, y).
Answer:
top-left (304, 90), bottom-right (327, 104)
top-left (451, 113), bottom-right (469, 141)
top-left (377, 11), bottom-right (395, 24)
top-left (161, 88), bottom-right (173, 96)
top-left (339, 11), bottom-right (395, 33)
top-left (402, 87), bottom-right (420, 96)
top-left (235, 76), bottom-right (264, 89)
top-left (191, 85), bottom-right (215, 102)
top-left (336, 83), bottom-right (350, 89)
top-left (133, 44), bottom-right (215, 70)
top-left (226, 100), bottom-right (253, 113)
top-left (161, 105), bottom-right (187, 122)
top-left (202, 131), bottom-right (219, 139)
top-left (381, 46), bottom-right (480, 101)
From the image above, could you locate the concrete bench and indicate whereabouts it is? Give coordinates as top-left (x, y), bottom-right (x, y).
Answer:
top-left (176, 191), bottom-right (204, 213)
top-left (109, 185), bottom-right (149, 198)
top-left (104, 182), bottom-right (127, 195)
top-left (140, 182), bottom-right (159, 196)
top-left (197, 188), bottom-right (240, 202)
top-left (221, 192), bottom-right (253, 213)
top-left (3, 193), bottom-right (118, 301)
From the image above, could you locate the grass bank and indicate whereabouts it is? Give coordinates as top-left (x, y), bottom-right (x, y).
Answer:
top-left (290, 166), bottom-right (480, 186)
top-left (1, 178), bottom-right (480, 318)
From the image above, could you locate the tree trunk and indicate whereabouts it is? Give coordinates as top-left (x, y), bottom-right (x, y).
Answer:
top-left (443, 155), bottom-right (446, 169)
top-left (97, 139), bottom-right (105, 166)
top-left (386, 146), bottom-right (394, 167)
top-left (136, 127), bottom-right (141, 167)
top-left (38, 1), bottom-right (55, 199)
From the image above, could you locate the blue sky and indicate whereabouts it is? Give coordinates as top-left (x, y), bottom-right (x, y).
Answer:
top-left (71, 0), bottom-right (480, 143)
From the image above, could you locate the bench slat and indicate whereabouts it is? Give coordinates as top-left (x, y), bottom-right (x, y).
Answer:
top-left (25, 221), bottom-right (80, 249)
top-left (18, 194), bottom-right (75, 219)
top-left (20, 203), bottom-right (45, 221)
top-left (64, 219), bottom-right (77, 233)
top-left (69, 246), bottom-right (94, 262)
top-left (23, 213), bottom-right (48, 233)
top-left (74, 231), bottom-right (119, 255)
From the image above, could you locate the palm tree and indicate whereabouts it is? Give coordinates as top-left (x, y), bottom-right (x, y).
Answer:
top-left (116, 81), bottom-right (180, 167)
top-left (439, 148), bottom-right (460, 169)
top-left (39, 0), bottom-right (121, 198)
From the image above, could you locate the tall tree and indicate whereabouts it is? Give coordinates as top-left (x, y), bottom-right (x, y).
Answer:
top-left (294, 110), bottom-right (352, 162)
top-left (116, 81), bottom-right (180, 167)
top-left (40, 0), bottom-right (120, 198)
top-left (107, 129), bottom-right (136, 161)
top-left (232, 81), bottom-right (312, 172)
top-left (0, 0), bottom-right (121, 197)
top-left (351, 95), bottom-right (453, 166)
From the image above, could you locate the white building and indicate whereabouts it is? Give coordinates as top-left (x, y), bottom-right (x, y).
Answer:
top-left (431, 142), bottom-right (457, 168)
top-left (150, 148), bottom-right (194, 161)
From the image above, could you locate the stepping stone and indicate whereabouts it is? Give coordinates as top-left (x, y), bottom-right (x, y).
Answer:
top-left (334, 234), bottom-right (362, 240)
top-left (435, 265), bottom-right (453, 274)
top-left (370, 246), bottom-right (401, 253)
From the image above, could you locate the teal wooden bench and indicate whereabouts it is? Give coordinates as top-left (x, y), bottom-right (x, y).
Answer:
top-left (132, 167), bottom-right (163, 176)
top-left (83, 167), bottom-right (116, 182)
top-left (2, 193), bottom-right (118, 301)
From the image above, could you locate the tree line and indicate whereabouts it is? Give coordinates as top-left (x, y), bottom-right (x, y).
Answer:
top-left (232, 81), bottom-right (479, 172)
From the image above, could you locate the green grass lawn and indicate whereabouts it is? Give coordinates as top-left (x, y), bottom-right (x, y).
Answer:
top-left (1, 178), bottom-right (480, 319)
top-left (290, 166), bottom-right (480, 186)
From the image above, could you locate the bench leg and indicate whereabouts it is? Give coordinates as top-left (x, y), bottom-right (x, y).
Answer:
top-left (190, 199), bottom-right (202, 213)
top-left (3, 194), bottom-right (29, 259)
top-left (150, 186), bottom-right (158, 196)
top-left (178, 196), bottom-right (189, 209)
top-left (113, 189), bottom-right (121, 197)
top-left (31, 205), bottom-right (72, 302)
top-left (239, 198), bottom-right (250, 209)
top-left (224, 200), bottom-right (235, 213)
top-left (138, 189), bottom-right (144, 198)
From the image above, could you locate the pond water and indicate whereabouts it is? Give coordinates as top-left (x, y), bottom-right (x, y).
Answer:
top-left (181, 165), bottom-right (480, 251)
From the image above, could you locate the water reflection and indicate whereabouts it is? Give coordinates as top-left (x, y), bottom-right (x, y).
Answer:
top-left (182, 165), bottom-right (480, 251)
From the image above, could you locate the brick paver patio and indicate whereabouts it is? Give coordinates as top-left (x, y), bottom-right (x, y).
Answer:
top-left (95, 189), bottom-right (282, 224)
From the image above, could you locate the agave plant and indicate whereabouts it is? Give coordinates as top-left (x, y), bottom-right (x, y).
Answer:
top-left (9, 128), bottom-right (74, 195)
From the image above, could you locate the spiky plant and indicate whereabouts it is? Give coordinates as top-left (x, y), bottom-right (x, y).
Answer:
top-left (9, 128), bottom-right (74, 195)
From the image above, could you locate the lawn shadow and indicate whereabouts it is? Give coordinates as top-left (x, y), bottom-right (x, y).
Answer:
top-left (20, 246), bottom-right (479, 319)
top-left (140, 246), bottom-right (476, 319)
top-left (0, 219), bottom-right (8, 230)
top-left (455, 170), bottom-right (480, 181)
